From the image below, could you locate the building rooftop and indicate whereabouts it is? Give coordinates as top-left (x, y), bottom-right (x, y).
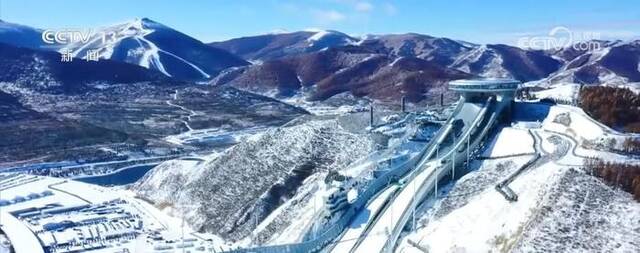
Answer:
top-left (449, 78), bottom-right (520, 92)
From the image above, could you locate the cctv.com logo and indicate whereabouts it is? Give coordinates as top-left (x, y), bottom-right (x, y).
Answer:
top-left (41, 29), bottom-right (117, 45)
top-left (517, 26), bottom-right (602, 51)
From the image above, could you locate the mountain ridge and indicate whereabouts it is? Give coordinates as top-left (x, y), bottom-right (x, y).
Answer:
top-left (3, 18), bottom-right (640, 103)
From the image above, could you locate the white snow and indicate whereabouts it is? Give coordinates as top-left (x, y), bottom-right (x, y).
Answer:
top-left (541, 105), bottom-right (605, 141)
top-left (482, 127), bottom-right (535, 157)
top-left (533, 83), bottom-right (581, 101)
top-left (352, 160), bottom-right (441, 253)
top-left (398, 162), bottom-right (564, 253)
top-left (0, 211), bottom-right (44, 253)
top-left (60, 18), bottom-right (212, 79)
top-left (135, 36), bottom-right (172, 76)
top-left (388, 57), bottom-right (405, 67)
top-left (307, 30), bottom-right (332, 42)
top-left (264, 175), bottom-right (327, 245)
top-left (396, 102), bottom-right (640, 253)
top-left (0, 174), bottom-right (225, 253)
top-left (332, 185), bottom-right (399, 252)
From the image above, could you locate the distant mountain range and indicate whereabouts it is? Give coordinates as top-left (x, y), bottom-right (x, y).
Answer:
top-left (0, 18), bottom-right (249, 82)
top-left (534, 40), bottom-right (640, 86)
top-left (1, 18), bottom-right (639, 103)
top-left (0, 42), bottom-right (171, 93)
top-left (209, 30), bottom-right (359, 61)
top-left (0, 42), bottom-right (306, 165)
top-left (0, 19), bottom-right (46, 49)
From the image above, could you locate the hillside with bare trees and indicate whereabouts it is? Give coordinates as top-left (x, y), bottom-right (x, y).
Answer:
top-left (579, 86), bottom-right (640, 133)
top-left (586, 158), bottom-right (640, 201)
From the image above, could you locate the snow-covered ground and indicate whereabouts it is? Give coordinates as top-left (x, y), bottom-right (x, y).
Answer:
top-left (481, 128), bottom-right (535, 157)
top-left (532, 83), bottom-right (581, 102)
top-left (541, 104), bottom-right (639, 158)
top-left (331, 185), bottom-right (400, 252)
top-left (530, 82), bottom-right (640, 104)
top-left (280, 92), bottom-right (370, 116)
top-left (135, 117), bottom-right (380, 247)
top-left (0, 174), bottom-right (224, 253)
top-left (5, 101), bottom-right (636, 253)
top-left (395, 103), bottom-right (640, 253)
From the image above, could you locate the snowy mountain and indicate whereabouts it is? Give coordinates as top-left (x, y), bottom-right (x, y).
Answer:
top-left (450, 44), bottom-right (563, 81)
top-left (357, 33), bottom-right (477, 66)
top-left (0, 42), bottom-right (170, 92)
top-left (209, 30), bottom-right (358, 61)
top-left (0, 42), bottom-right (307, 165)
top-left (359, 34), bottom-right (562, 81)
top-left (0, 19), bottom-right (47, 49)
top-left (530, 40), bottom-right (640, 86)
top-left (214, 45), bottom-right (471, 103)
top-left (210, 32), bottom-right (572, 103)
top-left (61, 18), bottom-right (249, 81)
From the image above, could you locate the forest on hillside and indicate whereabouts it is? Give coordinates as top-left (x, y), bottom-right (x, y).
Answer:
top-left (579, 86), bottom-right (640, 133)
top-left (586, 158), bottom-right (640, 201)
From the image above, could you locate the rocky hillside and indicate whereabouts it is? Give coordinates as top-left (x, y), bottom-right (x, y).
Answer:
top-left (450, 44), bottom-right (562, 81)
top-left (134, 119), bottom-right (375, 241)
top-left (214, 46), bottom-right (471, 103)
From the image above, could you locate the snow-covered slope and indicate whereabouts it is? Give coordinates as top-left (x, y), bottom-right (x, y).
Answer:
top-left (450, 44), bottom-right (562, 81)
top-left (62, 18), bottom-right (249, 81)
top-left (532, 40), bottom-right (640, 86)
top-left (397, 103), bottom-right (640, 252)
top-left (359, 33), bottom-right (477, 66)
top-left (209, 30), bottom-right (358, 61)
top-left (133, 118), bottom-right (375, 242)
top-left (0, 19), bottom-right (46, 49)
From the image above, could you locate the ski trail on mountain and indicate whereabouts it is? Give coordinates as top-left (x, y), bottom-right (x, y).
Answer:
top-left (166, 90), bottom-right (197, 131)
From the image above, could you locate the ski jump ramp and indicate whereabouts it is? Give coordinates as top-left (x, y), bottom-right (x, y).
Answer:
top-left (350, 78), bottom-right (519, 253)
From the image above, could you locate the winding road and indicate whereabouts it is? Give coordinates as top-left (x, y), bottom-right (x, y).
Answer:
top-left (166, 90), bottom-right (199, 131)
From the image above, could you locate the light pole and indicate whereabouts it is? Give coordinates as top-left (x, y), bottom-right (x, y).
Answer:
top-left (181, 213), bottom-right (185, 253)
top-left (467, 134), bottom-right (470, 170)
top-left (387, 178), bottom-right (393, 233)
top-left (412, 179), bottom-right (416, 231)
top-left (435, 165), bottom-right (438, 199)
top-left (313, 193), bottom-right (317, 240)
top-left (452, 133), bottom-right (456, 180)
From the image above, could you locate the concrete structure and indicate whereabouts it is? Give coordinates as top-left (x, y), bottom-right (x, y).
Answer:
top-left (370, 104), bottom-right (375, 127)
top-left (449, 78), bottom-right (519, 103)
top-left (222, 78), bottom-right (522, 253)
top-left (401, 96), bottom-right (406, 113)
top-left (350, 78), bottom-right (521, 253)
top-left (449, 78), bottom-right (519, 94)
top-left (450, 78), bottom-right (519, 122)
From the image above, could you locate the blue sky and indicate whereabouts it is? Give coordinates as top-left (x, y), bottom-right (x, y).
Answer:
top-left (1, 0), bottom-right (639, 44)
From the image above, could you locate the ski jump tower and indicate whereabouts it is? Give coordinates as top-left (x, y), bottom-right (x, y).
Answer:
top-left (449, 78), bottom-right (520, 121)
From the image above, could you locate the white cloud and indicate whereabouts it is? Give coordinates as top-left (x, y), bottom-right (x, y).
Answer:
top-left (312, 9), bottom-right (346, 24)
top-left (355, 1), bottom-right (374, 12)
